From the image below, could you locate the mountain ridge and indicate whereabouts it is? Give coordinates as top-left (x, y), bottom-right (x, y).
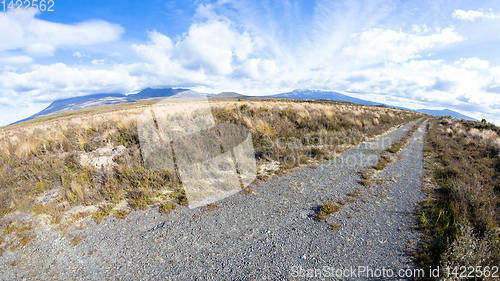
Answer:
top-left (11, 88), bottom-right (477, 125)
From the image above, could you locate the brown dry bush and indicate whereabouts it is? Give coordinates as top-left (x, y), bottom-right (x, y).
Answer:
top-left (417, 117), bottom-right (500, 276)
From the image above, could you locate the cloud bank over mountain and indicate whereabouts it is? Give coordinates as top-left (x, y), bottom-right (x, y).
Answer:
top-left (1, 0), bottom-right (500, 125)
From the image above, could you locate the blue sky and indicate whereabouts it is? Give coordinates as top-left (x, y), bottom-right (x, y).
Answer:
top-left (1, 0), bottom-right (500, 126)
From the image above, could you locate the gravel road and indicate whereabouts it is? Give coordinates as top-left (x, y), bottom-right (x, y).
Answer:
top-left (0, 120), bottom-right (427, 280)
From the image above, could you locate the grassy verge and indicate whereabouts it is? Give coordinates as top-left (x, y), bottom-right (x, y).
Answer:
top-left (416, 117), bottom-right (500, 278)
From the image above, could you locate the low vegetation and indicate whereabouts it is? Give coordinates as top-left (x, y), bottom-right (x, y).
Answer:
top-left (314, 202), bottom-right (340, 221)
top-left (417, 117), bottom-right (500, 277)
top-left (0, 98), bottom-right (422, 249)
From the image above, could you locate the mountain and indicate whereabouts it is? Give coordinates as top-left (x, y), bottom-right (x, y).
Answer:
top-left (12, 87), bottom-right (478, 125)
top-left (211, 92), bottom-right (246, 98)
top-left (415, 109), bottom-right (477, 121)
top-left (271, 89), bottom-right (382, 106)
top-left (13, 88), bottom-right (189, 124)
top-left (128, 87), bottom-right (188, 100)
top-left (271, 89), bottom-right (478, 121)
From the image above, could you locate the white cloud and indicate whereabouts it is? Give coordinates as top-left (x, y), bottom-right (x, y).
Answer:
top-left (0, 63), bottom-right (139, 104)
top-left (0, 55), bottom-right (34, 65)
top-left (132, 16), bottom-right (257, 77)
top-left (454, 58), bottom-right (489, 69)
top-left (25, 43), bottom-right (56, 57)
top-left (452, 9), bottom-right (499, 21)
top-left (174, 20), bottom-right (255, 75)
top-left (2, 2), bottom-right (500, 126)
top-left (0, 10), bottom-right (124, 56)
top-left (341, 27), bottom-right (464, 66)
top-left (240, 59), bottom-right (278, 79)
top-left (91, 59), bottom-right (107, 65)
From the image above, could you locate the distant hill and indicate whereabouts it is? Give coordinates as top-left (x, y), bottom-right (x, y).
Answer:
top-left (13, 88), bottom-right (189, 124)
top-left (271, 89), bottom-right (381, 106)
top-left (271, 89), bottom-right (477, 121)
top-left (212, 92), bottom-right (245, 98)
top-left (415, 108), bottom-right (477, 121)
top-left (11, 87), bottom-right (478, 125)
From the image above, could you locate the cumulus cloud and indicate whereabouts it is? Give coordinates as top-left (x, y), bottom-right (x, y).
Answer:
top-left (454, 58), bottom-right (489, 69)
top-left (0, 10), bottom-right (124, 56)
top-left (0, 63), bottom-right (139, 103)
top-left (452, 9), bottom-right (499, 21)
top-left (240, 59), bottom-right (278, 79)
top-left (133, 19), bottom-right (256, 76)
top-left (342, 27), bottom-right (464, 66)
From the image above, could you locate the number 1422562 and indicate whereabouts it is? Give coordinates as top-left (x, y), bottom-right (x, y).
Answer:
top-left (2, 0), bottom-right (54, 12)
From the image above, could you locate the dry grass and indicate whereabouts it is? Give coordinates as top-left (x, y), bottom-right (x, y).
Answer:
top-left (159, 202), bottom-right (177, 215)
top-left (0, 98), bottom-right (422, 244)
top-left (416, 117), bottom-right (500, 276)
top-left (204, 203), bottom-right (219, 211)
top-left (212, 99), bottom-right (421, 172)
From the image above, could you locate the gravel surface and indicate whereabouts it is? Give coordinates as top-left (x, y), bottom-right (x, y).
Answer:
top-left (0, 120), bottom-right (427, 280)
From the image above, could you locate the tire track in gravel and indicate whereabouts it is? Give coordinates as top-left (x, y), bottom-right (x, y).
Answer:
top-left (0, 120), bottom-right (427, 280)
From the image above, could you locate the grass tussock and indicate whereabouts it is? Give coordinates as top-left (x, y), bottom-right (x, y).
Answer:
top-left (204, 203), bottom-right (219, 211)
top-left (417, 117), bottom-right (500, 276)
top-left (314, 202), bottom-right (340, 221)
top-left (159, 202), bottom-right (177, 215)
top-left (0, 98), bottom-right (422, 240)
top-left (360, 180), bottom-right (373, 187)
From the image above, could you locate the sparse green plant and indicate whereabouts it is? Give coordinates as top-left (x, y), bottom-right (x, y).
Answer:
top-left (113, 209), bottom-right (129, 219)
top-left (159, 202), bottom-right (177, 215)
top-left (20, 235), bottom-right (35, 246)
top-left (348, 190), bottom-right (361, 197)
top-left (360, 180), bottom-right (373, 187)
top-left (314, 202), bottom-right (340, 221)
top-left (330, 223), bottom-right (341, 230)
top-left (92, 205), bottom-right (112, 224)
top-left (71, 236), bottom-right (86, 246)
